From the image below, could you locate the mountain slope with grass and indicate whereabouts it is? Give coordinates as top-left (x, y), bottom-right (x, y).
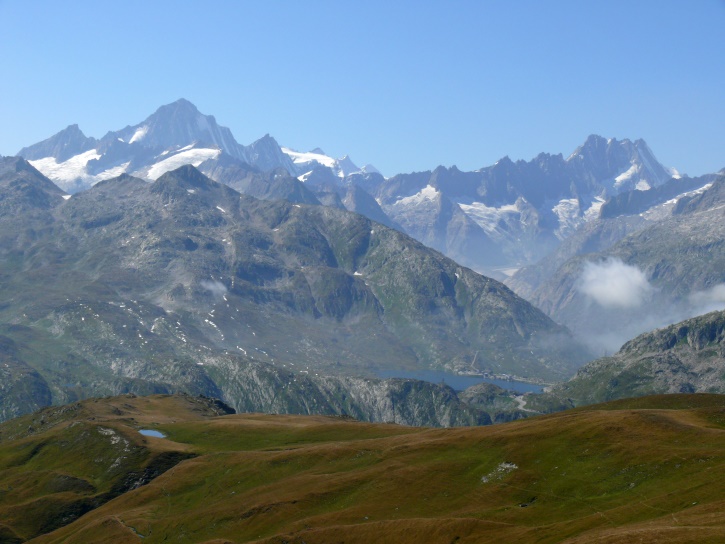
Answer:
top-left (3, 393), bottom-right (725, 543)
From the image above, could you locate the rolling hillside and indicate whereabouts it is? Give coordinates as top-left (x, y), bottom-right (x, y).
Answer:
top-left (2, 393), bottom-right (725, 543)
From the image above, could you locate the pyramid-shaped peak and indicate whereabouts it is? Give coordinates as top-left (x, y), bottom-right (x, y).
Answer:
top-left (156, 98), bottom-right (200, 114)
top-left (145, 99), bottom-right (206, 126)
top-left (251, 134), bottom-right (279, 145)
top-left (62, 123), bottom-right (84, 134)
top-left (577, 134), bottom-right (614, 153)
top-left (151, 165), bottom-right (240, 207)
top-left (569, 135), bottom-right (618, 159)
top-left (17, 124), bottom-right (97, 162)
top-left (0, 156), bottom-right (67, 206)
top-left (336, 154), bottom-right (360, 173)
top-left (584, 134), bottom-right (609, 145)
top-left (156, 164), bottom-right (213, 186)
top-left (109, 100), bottom-right (244, 160)
top-left (2, 155), bottom-right (38, 174)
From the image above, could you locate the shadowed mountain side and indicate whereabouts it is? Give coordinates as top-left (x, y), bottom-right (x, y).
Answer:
top-left (0, 156), bottom-right (67, 214)
top-left (197, 154), bottom-right (322, 205)
top-left (504, 215), bottom-right (647, 301)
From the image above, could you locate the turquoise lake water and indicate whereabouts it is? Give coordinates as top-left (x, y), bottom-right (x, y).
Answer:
top-left (139, 429), bottom-right (166, 438)
top-left (375, 369), bottom-right (545, 394)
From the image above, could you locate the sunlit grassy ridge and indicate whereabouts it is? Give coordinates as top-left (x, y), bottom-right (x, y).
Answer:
top-left (2, 393), bottom-right (725, 543)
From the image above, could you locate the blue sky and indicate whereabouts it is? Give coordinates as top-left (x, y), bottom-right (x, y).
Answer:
top-left (1, 0), bottom-right (723, 176)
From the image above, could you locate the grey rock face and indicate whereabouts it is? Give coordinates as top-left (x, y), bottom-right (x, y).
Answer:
top-left (529, 310), bottom-right (725, 411)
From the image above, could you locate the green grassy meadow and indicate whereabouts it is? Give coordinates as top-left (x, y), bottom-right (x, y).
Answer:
top-left (1, 393), bottom-right (724, 543)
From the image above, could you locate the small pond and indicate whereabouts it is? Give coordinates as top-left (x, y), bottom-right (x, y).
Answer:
top-left (375, 369), bottom-right (545, 394)
top-left (139, 429), bottom-right (166, 438)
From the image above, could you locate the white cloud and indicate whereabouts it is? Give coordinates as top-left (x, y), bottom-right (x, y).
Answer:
top-left (577, 258), bottom-right (653, 309)
top-left (689, 284), bottom-right (725, 315)
top-left (201, 280), bottom-right (227, 297)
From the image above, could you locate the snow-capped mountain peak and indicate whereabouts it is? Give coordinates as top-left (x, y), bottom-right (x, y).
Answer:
top-left (109, 98), bottom-right (244, 160)
top-left (17, 99), bottom-right (380, 193)
top-left (567, 135), bottom-right (672, 193)
top-left (281, 147), bottom-right (375, 179)
top-left (16, 100), bottom-right (301, 192)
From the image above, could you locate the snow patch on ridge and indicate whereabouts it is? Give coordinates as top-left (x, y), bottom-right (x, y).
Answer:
top-left (282, 147), bottom-right (366, 179)
top-left (282, 147), bottom-right (338, 170)
top-left (614, 163), bottom-right (639, 189)
top-left (458, 201), bottom-right (518, 236)
top-left (30, 150), bottom-right (135, 192)
top-left (584, 196), bottom-right (606, 221)
top-left (640, 182), bottom-right (714, 221)
top-left (144, 147), bottom-right (221, 180)
top-left (395, 185), bottom-right (440, 207)
top-left (552, 198), bottom-right (583, 239)
top-left (97, 161), bottom-right (131, 182)
top-left (30, 149), bottom-right (101, 190)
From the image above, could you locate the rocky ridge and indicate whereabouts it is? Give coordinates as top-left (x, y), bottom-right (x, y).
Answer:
top-left (528, 309), bottom-right (725, 411)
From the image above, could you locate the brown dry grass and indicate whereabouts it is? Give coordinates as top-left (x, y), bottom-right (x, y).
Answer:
top-left (0, 393), bottom-right (721, 543)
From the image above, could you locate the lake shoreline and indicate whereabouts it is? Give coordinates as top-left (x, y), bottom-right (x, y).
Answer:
top-left (375, 369), bottom-right (547, 394)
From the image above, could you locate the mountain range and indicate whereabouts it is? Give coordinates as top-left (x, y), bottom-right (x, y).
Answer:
top-left (5, 98), bottom-right (725, 544)
top-left (18, 99), bottom-right (695, 280)
top-left (8, 98), bottom-right (725, 421)
top-left (17, 99), bottom-right (372, 194)
top-left (0, 155), bottom-right (585, 423)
